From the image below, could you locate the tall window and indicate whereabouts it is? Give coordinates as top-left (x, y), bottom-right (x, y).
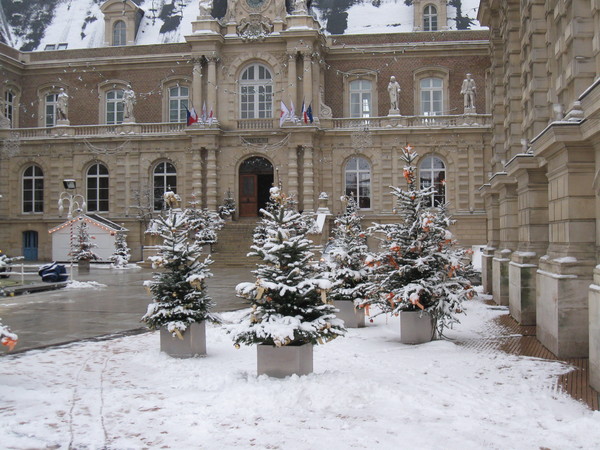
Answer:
top-left (45, 93), bottom-right (58, 127)
top-left (87, 163), bottom-right (109, 212)
top-left (169, 86), bottom-right (189, 123)
top-left (349, 80), bottom-right (372, 118)
top-left (420, 77), bottom-right (443, 115)
top-left (240, 64), bottom-right (273, 119)
top-left (113, 21), bottom-right (126, 46)
top-left (4, 90), bottom-right (14, 125)
top-left (423, 5), bottom-right (438, 31)
top-left (345, 157), bottom-right (371, 209)
top-left (22, 165), bottom-right (44, 213)
top-left (419, 156), bottom-right (446, 207)
top-left (106, 89), bottom-right (124, 124)
top-left (153, 162), bottom-right (177, 211)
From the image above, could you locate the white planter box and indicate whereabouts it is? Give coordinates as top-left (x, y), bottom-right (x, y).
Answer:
top-left (400, 311), bottom-right (435, 344)
top-left (257, 343), bottom-right (313, 378)
top-left (334, 300), bottom-right (365, 328)
top-left (160, 321), bottom-right (206, 358)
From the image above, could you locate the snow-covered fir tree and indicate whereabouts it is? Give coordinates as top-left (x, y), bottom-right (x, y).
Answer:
top-left (323, 195), bottom-right (371, 308)
top-left (69, 220), bottom-right (99, 262)
top-left (230, 186), bottom-right (346, 347)
top-left (110, 227), bottom-right (131, 268)
top-left (0, 318), bottom-right (18, 351)
top-left (142, 195), bottom-right (218, 336)
top-left (218, 188), bottom-right (236, 219)
top-left (368, 146), bottom-right (474, 336)
top-left (187, 192), bottom-right (224, 249)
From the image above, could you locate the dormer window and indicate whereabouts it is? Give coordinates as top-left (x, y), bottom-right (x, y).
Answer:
top-left (113, 21), bottom-right (127, 46)
top-left (423, 5), bottom-right (438, 31)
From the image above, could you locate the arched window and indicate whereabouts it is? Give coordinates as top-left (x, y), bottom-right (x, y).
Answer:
top-left (22, 165), bottom-right (44, 213)
top-left (86, 163), bottom-right (109, 212)
top-left (419, 156), bottom-right (446, 207)
top-left (349, 80), bottom-right (372, 118)
top-left (106, 89), bottom-right (124, 124)
top-left (345, 157), bottom-right (371, 209)
top-left (420, 77), bottom-right (443, 115)
top-left (239, 63), bottom-right (273, 119)
top-left (113, 20), bottom-right (127, 46)
top-left (423, 5), bottom-right (438, 31)
top-left (4, 89), bottom-right (14, 125)
top-left (45, 93), bottom-right (58, 127)
top-left (169, 86), bottom-right (189, 123)
top-left (153, 162), bottom-right (177, 211)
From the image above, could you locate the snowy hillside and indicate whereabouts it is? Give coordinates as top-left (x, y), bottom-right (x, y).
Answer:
top-left (0, 0), bottom-right (484, 52)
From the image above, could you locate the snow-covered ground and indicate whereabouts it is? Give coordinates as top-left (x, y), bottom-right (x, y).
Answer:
top-left (1, 295), bottom-right (599, 449)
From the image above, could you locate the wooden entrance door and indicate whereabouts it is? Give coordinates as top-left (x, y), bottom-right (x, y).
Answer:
top-left (239, 174), bottom-right (258, 217)
top-left (23, 230), bottom-right (38, 261)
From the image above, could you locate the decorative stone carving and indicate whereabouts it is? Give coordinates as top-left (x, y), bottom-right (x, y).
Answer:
top-left (198, 1), bottom-right (212, 18)
top-left (319, 86), bottom-right (332, 119)
top-left (461, 73), bottom-right (476, 114)
top-left (387, 76), bottom-right (401, 115)
top-left (56, 88), bottom-right (70, 125)
top-left (236, 14), bottom-right (273, 41)
top-left (292, 0), bottom-right (308, 15)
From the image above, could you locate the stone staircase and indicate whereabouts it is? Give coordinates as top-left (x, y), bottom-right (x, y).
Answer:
top-left (211, 218), bottom-right (259, 267)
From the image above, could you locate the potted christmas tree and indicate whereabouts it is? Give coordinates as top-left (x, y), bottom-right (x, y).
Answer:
top-left (230, 186), bottom-right (346, 377)
top-left (110, 226), bottom-right (131, 268)
top-left (142, 192), bottom-right (219, 357)
top-left (322, 195), bottom-right (371, 328)
top-left (368, 146), bottom-right (474, 343)
top-left (188, 193), bottom-right (224, 253)
top-left (218, 188), bottom-right (236, 221)
top-left (70, 219), bottom-right (98, 274)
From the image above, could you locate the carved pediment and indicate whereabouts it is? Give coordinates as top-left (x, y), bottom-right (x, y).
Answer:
top-left (237, 14), bottom-right (274, 41)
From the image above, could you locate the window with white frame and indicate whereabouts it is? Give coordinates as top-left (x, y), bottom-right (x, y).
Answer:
top-left (349, 80), bottom-right (372, 118)
top-left (419, 155), bottom-right (446, 207)
top-left (45, 93), bottom-right (58, 127)
top-left (240, 63), bottom-right (273, 119)
top-left (420, 77), bottom-right (443, 115)
top-left (153, 162), bottom-right (177, 211)
top-left (22, 165), bottom-right (44, 213)
top-left (4, 89), bottom-right (14, 125)
top-left (345, 156), bottom-right (371, 209)
top-left (423, 5), bottom-right (438, 31)
top-left (169, 86), bottom-right (189, 123)
top-left (106, 89), bottom-right (125, 124)
top-left (86, 163), bottom-right (109, 212)
top-left (113, 21), bottom-right (127, 46)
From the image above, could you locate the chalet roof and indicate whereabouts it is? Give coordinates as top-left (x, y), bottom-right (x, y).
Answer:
top-left (48, 214), bottom-right (127, 235)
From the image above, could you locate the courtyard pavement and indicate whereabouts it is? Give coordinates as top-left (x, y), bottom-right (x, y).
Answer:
top-left (0, 263), bottom-right (253, 354)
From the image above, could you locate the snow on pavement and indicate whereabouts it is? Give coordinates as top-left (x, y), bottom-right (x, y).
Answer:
top-left (1, 296), bottom-right (598, 449)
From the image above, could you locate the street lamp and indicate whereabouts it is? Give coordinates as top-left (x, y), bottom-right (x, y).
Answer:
top-left (58, 179), bottom-right (86, 219)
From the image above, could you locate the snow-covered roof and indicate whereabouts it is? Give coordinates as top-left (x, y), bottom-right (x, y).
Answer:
top-left (49, 214), bottom-right (127, 234)
top-left (4, 0), bottom-right (485, 52)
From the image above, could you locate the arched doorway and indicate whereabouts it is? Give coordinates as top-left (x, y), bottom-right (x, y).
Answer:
top-left (239, 156), bottom-right (274, 217)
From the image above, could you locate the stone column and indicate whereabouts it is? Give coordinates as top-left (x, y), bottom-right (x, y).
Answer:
top-left (536, 140), bottom-right (595, 358)
top-left (301, 51), bottom-right (313, 109)
top-left (479, 185), bottom-right (499, 295)
top-left (507, 157), bottom-right (548, 325)
top-left (206, 147), bottom-right (218, 211)
top-left (302, 146), bottom-right (314, 211)
top-left (192, 59), bottom-right (203, 111)
top-left (590, 268), bottom-right (600, 391)
top-left (287, 52), bottom-right (298, 113)
top-left (287, 146), bottom-right (298, 199)
top-left (206, 56), bottom-right (218, 117)
top-left (492, 179), bottom-right (518, 307)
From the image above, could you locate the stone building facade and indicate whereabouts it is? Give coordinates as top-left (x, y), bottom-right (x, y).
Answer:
top-left (478, 0), bottom-right (600, 391)
top-left (0, 1), bottom-right (490, 266)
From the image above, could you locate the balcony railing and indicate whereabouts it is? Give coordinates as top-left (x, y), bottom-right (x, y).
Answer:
top-left (330, 114), bottom-right (492, 129)
top-left (11, 122), bottom-right (188, 139)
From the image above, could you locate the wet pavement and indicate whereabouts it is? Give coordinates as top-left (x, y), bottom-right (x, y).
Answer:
top-left (0, 264), bottom-right (254, 354)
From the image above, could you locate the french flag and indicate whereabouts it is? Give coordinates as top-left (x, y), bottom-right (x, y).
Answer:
top-left (186, 106), bottom-right (198, 126)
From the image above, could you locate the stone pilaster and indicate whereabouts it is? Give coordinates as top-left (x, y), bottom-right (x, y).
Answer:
top-left (302, 145), bottom-right (314, 211)
top-left (589, 267), bottom-right (600, 391)
top-left (206, 56), bottom-right (218, 117)
top-left (534, 129), bottom-right (595, 358)
top-left (506, 154), bottom-right (548, 325)
top-left (287, 146), bottom-right (298, 199)
top-left (301, 51), bottom-right (313, 109)
top-left (287, 52), bottom-right (298, 112)
top-left (206, 147), bottom-right (218, 211)
top-left (192, 59), bottom-right (203, 111)
top-left (479, 184), bottom-right (500, 295)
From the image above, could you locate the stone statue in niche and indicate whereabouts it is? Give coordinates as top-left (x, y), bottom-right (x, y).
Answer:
top-left (123, 84), bottom-right (136, 122)
top-left (461, 73), bottom-right (477, 114)
top-left (387, 75), bottom-right (401, 115)
top-left (56, 88), bottom-right (69, 124)
top-left (293, 0), bottom-right (308, 15)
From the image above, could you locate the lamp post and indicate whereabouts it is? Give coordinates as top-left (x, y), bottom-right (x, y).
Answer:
top-left (58, 179), bottom-right (86, 219)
